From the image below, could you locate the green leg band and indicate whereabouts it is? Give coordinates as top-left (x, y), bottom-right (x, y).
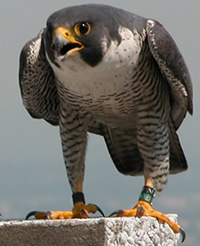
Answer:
top-left (139, 186), bottom-right (156, 204)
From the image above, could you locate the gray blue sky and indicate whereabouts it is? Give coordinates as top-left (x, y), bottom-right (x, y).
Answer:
top-left (0, 0), bottom-right (199, 245)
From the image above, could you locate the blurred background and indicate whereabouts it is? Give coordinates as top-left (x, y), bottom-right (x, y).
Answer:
top-left (0, 0), bottom-right (199, 245)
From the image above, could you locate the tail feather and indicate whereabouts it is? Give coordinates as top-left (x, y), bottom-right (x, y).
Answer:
top-left (103, 127), bottom-right (144, 176)
top-left (102, 121), bottom-right (187, 177)
top-left (169, 120), bottom-right (188, 174)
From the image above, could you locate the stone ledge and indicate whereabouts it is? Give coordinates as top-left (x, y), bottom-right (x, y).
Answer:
top-left (0, 215), bottom-right (180, 246)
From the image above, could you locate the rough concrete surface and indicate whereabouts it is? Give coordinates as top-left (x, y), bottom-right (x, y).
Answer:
top-left (0, 215), bottom-right (181, 246)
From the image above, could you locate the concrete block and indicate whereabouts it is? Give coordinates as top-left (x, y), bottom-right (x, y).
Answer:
top-left (0, 215), bottom-right (181, 246)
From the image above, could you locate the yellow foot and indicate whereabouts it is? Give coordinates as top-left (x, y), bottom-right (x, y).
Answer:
top-left (26, 202), bottom-right (105, 220)
top-left (110, 200), bottom-right (185, 242)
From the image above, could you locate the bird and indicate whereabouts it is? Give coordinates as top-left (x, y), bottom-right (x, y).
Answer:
top-left (19, 4), bottom-right (192, 240)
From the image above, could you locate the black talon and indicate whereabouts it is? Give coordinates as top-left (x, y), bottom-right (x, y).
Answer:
top-left (136, 206), bottom-right (145, 217)
top-left (80, 209), bottom-right (89, 217)
top-left (25, 211), bottom-right (38, 220)
top-left (180, 227), bottom-right (186, 243)
top-left (25, 211), bottom-right (48, 220)
top-left (109, 209), bottom-right (123, 217)
top-left (93, 204), bottom-right (105, 217)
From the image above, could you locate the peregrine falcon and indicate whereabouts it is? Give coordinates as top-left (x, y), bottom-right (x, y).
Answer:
top-left (19, 4), bottom-right (192, 240)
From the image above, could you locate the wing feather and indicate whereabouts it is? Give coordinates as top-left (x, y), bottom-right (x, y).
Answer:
top-left (146, 20), bottom-right (193, 129)
top-left (19, 29), bottom-right (59, 126)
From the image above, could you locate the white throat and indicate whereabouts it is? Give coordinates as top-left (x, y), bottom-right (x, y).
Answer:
top-left (47, 26), bottom-right (143, 98)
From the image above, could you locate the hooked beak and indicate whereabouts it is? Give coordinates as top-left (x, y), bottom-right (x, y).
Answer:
top-left (51, 27), bottom-right (84, 58)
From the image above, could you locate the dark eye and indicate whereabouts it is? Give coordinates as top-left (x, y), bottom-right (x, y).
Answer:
top-left (79, 22), bottom-right (89, 34)
top-left (74, 22), bottom-right (91, 36)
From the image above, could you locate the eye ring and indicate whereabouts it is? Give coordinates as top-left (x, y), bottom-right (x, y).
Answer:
top-left (74, 22), bottom-right (91, 36)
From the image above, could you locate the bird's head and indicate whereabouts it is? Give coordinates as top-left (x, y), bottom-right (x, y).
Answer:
top-left (43, 4), bottom-right (126, 68)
